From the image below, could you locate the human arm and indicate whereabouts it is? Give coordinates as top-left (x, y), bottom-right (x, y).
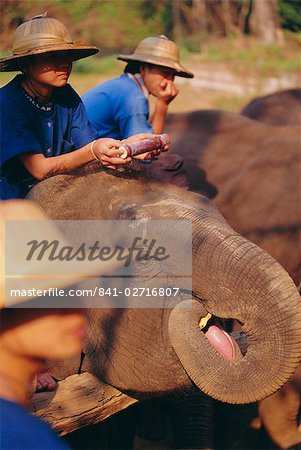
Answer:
top-left (150, 79), bottom-right (178, 134)
top-left (118, 94), bottom-right (169, 160)
top-left (19, 132), bottom-right (167, 177)
top-left (20, 138), bottom-right (131, 180)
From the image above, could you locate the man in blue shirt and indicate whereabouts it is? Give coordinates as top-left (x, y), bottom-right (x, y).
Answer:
top-left (82, 36), bottom-right (193, 187)
top-left (0, 14), bottom-right (153, 200)
top-left (82, 35), bottom-right (193, 140)
top-left (83, 72), bottom-right (153, 140)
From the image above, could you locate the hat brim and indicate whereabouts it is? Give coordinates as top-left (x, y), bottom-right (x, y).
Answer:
top-left (117, 53), bottom-right (194, 78)
top-left (1, 200), bottom-right (121, 307)
top-left (0, 46), bottom-right (99, 72)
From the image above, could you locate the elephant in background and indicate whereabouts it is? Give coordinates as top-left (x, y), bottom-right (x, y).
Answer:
top-left (242, 90), bottom-right (301, 450)
top-left (241, 88), bottom-right (301, 126)
top-left (165, 97), bottom-right (301, 448)
top-left (166, 109), bottom-right (301, 284)
top-left (242, 89), bottom-right (301, 450)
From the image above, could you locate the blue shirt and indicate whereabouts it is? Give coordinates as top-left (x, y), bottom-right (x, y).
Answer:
top-left (0, 398), bottom-right (70, 450)
top-left (0, 75), bottom-right (97, 200)
top-left (82, 74), bottom-right (153, 140)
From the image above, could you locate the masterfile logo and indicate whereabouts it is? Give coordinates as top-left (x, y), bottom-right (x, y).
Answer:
top-left (4, 220), bottom-right (192, 308)
top-left (26, 237), bottom-right (170, 266)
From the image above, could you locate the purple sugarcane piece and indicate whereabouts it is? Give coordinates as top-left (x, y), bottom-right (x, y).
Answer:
top-left (122, 134), bottom-right (170, 158)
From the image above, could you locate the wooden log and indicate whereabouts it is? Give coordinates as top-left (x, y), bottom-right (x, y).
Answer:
top-left (31, 372), bottom-right (138, 436)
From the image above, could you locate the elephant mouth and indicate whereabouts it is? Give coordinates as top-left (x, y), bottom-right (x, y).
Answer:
top-left (199, 314), bottom-right (247, 361)
top-left (204, 325), bottom-right (237, 361)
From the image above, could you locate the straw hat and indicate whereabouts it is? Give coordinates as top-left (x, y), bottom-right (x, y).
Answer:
top-left (0, 200), bottom-right (118, 307)
top-left (0, 13), bottom-right (99, 72)
top-left (118, 35), bottom-right (194, 79)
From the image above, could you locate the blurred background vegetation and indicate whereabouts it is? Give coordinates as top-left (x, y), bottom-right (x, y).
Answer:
top-left (0, 0), bottom-right (300, 111)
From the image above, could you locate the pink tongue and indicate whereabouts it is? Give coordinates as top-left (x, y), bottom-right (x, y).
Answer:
top-left (205, 325), bottom-right (236, 361)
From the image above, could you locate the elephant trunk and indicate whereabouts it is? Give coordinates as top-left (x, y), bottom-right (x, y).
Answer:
top-left (169, 219), bottom-right (301, 404)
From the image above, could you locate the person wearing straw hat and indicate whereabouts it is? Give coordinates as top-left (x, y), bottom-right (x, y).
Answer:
top-left (82, 35), bottom-right (193, 187)
top-left (0, 14), bottom-right (157, 201)
top-left (83, 35), bottom-right (193, 139)
top-left (0, 199), bottom-right (88, 449)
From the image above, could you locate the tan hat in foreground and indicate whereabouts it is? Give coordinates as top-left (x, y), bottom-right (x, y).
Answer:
top-left (0, 13), bottom-right (99, 72)
top-left (0, 200), bottom-right (119, 307)
top-left (118, 35), bottom-right (194, 78)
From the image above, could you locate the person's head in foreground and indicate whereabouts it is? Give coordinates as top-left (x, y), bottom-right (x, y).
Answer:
top-left (0, 200), bottom-right (91, 449)
top-left (0, 200), bottom-right (87, 407)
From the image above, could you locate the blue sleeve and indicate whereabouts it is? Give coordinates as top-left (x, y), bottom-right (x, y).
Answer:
top-left (81, 89), bottom-right (107, 133)
top-left (0, 399), bottom-right (71, 450)
top-left (0, 96), bottom-right (42, 166)
top-left (117, 94), bottom-right (154, 139)
top-left (119, 114), bottom-right (154, 139)
top-left (66, 89), bottom-right (98, 149)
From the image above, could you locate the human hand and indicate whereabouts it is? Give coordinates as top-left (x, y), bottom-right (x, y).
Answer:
top-left (93, 138), bottom-right (131, 170)
top-left (157, 79), bottom-right (178, 105)
top-left (133, 143), bottom-right (169, 161)
top-left (126, 134), bottom-right (170, 160)
top-left (121, 133), bottom-right (154, 145)
top-left (122, 134), bottom-right (161, 161)
top-left (133, 149), bottom-right (161, 161)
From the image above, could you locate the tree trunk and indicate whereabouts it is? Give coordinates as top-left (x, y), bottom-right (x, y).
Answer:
top-left (192, 0), bottom-right (208, 34)
top-left (222, 0), bottom-right (234, 36)
top-left (251, 0), bottom-right (282, 44)
top-left (172, 0), bottom-right (182, 41)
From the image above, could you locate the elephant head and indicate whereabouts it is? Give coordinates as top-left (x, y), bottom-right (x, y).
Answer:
top-left (28, 165), bottom-right (301, 404)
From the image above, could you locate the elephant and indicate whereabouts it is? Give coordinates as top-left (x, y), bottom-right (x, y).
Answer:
top-left (242, 90), bottom-right (301, 450)
top-left (165, 109), bottom-right (301, 285)
top-left (241, 88), bottom-right (301, 126)
top-left (27, 165), bottom-right (301, 403)
top-left (257, 364), bottom-right (301, 449)
top-left (165, 104), bottom-right (301, 448)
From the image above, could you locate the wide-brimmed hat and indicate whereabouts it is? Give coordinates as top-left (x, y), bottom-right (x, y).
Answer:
top-left (117, 35), bottom-right (194, 79)
top-left (0, 13), bottom-right (99, 72)
top-left (0, 200), bottom-right (119, 307)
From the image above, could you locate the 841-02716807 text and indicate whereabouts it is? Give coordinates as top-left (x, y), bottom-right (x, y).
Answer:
top-left (98, 287), bottom-right (180, 297)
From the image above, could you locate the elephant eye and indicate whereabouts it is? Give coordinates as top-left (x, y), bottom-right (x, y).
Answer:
top-left (134, 245), bottom-right (162, 271)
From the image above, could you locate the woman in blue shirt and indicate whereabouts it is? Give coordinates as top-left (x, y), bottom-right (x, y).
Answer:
top-left (0, 14), bottom-right (152, 200)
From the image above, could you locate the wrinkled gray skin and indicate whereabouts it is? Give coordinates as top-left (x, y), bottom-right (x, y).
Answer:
top-left (166, 108), bottom-right (301, 284)
top-left (28, 165), bottom-right (301, 407)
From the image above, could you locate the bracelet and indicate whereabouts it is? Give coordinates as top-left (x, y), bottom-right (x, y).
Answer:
top-left (90, 140), bottom-right (101, 162)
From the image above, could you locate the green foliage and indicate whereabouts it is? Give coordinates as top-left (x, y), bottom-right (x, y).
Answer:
top-left (0, 0), bottom-right (166, 52)
top-left (73, 55), bottom-right (122, 74)
top-left (180, 37), bottom-right (202, 54)
top-left (66, 0), bottom-right (166, 51)
top-left (0, 0), bottom-right (300, 53)
top-left (280, 0), bottom-right (301, 32)
top-left (203, 37), bottom-right (300, 76)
